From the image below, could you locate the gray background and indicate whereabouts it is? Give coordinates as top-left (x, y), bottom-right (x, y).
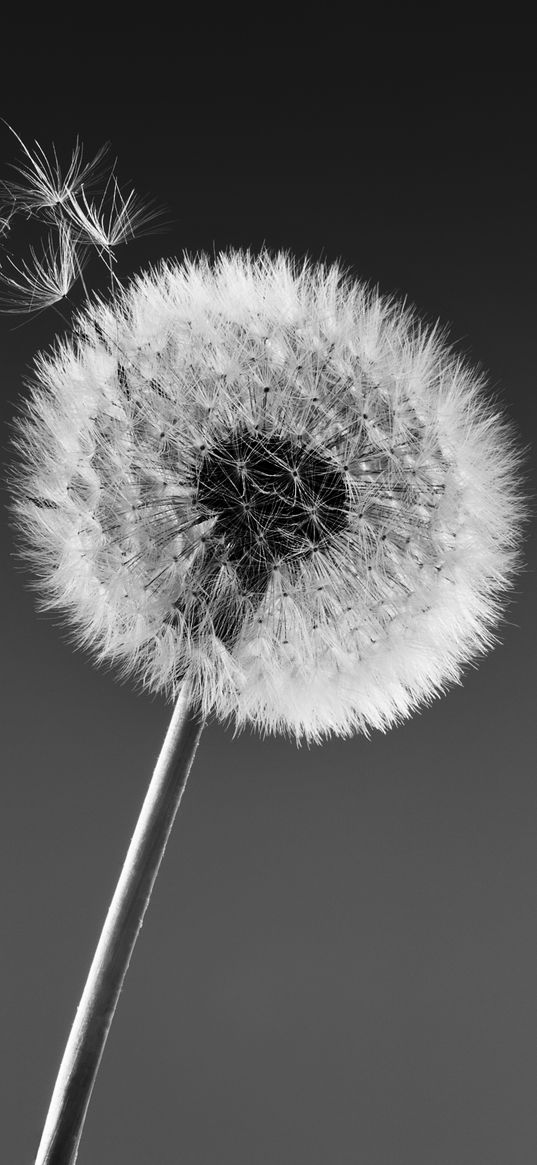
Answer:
top-left (1, 50), bottom-right (536, 1165)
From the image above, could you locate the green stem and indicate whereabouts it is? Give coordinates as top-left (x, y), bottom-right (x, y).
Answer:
top-left (34, 685), bottom-right (204, 1164)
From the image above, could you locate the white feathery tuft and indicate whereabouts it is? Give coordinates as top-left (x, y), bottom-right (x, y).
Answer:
top-left (0, 219), bottom-right (87, 314)
top-left (0, 127), bottom-right (166, 314)
top-left (8, 249), bottom-right (526, 743)
top-left (61, 177), bottom-right (164, 254)
top-left (0, 125), bottom-right (111, 217)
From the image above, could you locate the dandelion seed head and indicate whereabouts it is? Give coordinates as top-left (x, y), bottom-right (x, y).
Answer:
top-left (9, 250), bottom-right (526, 742)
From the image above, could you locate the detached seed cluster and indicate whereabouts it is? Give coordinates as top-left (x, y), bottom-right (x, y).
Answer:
top-left (10, 250), bottom-right (524, 741)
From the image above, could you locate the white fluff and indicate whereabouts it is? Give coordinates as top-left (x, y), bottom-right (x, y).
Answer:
top-left (9, 250), bottom-right (526, 742)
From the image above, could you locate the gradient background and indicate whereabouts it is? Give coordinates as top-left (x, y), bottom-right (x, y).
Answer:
top-left (1, 54), bottom-right (536, 1165)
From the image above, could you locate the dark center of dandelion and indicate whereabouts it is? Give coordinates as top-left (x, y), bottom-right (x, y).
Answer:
top-left (194, 425), bottom-right (349, 595)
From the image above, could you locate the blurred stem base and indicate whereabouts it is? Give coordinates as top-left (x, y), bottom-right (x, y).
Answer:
top-left (34, 685), bottom-right (205, 1165)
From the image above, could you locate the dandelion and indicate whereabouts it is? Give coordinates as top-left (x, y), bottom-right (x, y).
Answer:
top-left (5, 153), bottom-right (526, 1161)
top-left (12, 251), bottom-right (525, 740)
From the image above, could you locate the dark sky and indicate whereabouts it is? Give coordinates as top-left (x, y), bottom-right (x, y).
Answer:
top-left (1, 58), bottom-right (536, 1165)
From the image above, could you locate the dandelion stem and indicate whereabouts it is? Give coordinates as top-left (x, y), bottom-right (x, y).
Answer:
top-left (34, 685), bottom-right (204, 1165)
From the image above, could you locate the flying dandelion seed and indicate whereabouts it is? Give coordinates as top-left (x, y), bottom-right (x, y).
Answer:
top-left (3, 134), bottom-right (527, 1165)
top-left (0, 124), bottom-right (166, 319)
top-left (0, 124), bottom-right (111, 216)
top-left (61, 176), bottom-right (164, 253)
top-left (0, 219), bottom-right (88, 314)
